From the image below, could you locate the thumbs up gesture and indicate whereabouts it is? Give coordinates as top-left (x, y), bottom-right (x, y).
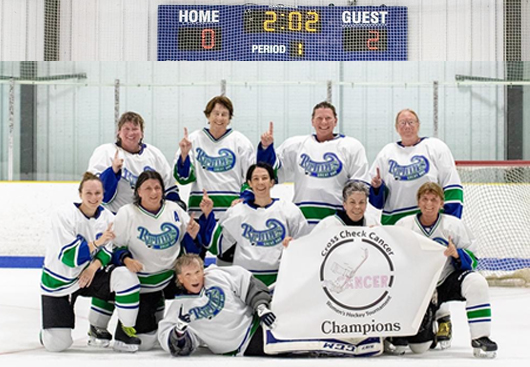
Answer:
top-left (260, 121), bottom-right (274, 149)
top-left (179, 127), bottom-right (192, 160)
top-left (200, 189), bottom-right (214, 218)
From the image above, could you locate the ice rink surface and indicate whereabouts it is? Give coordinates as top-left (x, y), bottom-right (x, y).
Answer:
top-left (1, 268), bottom-right (528, 367)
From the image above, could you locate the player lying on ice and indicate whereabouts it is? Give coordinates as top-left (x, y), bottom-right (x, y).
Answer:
top-left (390, 182), bottom-right (498, 358)
top-left (158, 254), bottom-right (382, 357)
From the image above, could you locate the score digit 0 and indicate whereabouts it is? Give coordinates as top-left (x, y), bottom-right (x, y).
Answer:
top-left (201, 28), bottom-right (216, 49)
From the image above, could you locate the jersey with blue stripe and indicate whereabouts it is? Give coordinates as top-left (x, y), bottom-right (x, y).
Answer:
top-left (369, 137), bottom-right (463, 225)
top-left (41, 203), bottom-right (114, 296)
top-left (395, 213), bottom-right (477, 284)
top-left (258, 134), bottom-right (370, 227)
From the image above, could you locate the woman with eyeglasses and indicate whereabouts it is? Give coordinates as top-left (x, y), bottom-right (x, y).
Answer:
top-left (369, 109), bottom-right (463, 226)
top-left (368, 109), bottom-right (463, 351)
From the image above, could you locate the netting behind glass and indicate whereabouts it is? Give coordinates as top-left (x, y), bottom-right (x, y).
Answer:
top-left (457, 162), bottom-right (530, 287)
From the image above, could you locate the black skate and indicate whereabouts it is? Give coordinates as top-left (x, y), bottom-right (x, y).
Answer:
top-left (384, 337), bottom-right (408, 355)
top-left (431, 316), bottom-right (452, 350)
top-left (87, 325), bottom-right (112, 348)
top-left (471, 336), bottom-right (497, 358)
top-left (113, 322), bottom-right (141, 353)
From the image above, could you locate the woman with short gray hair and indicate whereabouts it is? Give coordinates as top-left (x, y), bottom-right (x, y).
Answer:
top-left (314, 181), bottom-right (380, 230)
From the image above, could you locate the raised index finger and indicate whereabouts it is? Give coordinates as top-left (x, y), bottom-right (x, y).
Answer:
top-left (269, 121), bottom-right (274, 135)
top-left (202, 189), bottom-right (209, 198)
top-left (376, 167), bottom-right (381, 178)
top-left (183, 127), bottom-right (189, 139)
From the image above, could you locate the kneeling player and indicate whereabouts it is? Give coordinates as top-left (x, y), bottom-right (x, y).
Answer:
top-left (40, 172), bottom-right (141, 352)
top-left (394, 182), bottom-right (498, 358)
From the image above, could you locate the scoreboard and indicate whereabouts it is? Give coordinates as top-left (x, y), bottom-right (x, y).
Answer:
top-left (157, 5), bottom-right (408, 61)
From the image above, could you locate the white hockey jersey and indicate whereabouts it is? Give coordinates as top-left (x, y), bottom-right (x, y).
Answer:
top-left (395, 213), bottom-right (478, 284)
top-left (113, 201), bottom-right (192, 293)
top-left (259, 134), bottom-right (370, 226)
top-left (208, 199), bottom-right (310, 285)
top-left (158, 265), bottom-right (258, 356)
top-left (173, 128), bottom-right (255, 219)
top-left (40, 203), bottom-right (114, 297)
top-left (88, 143), bottom-right (178, 213)
top-left (369, 137), bottom-right (463, 225)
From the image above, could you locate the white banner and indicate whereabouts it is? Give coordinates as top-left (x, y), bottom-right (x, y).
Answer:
top-left (271, 226), bottom-right (446, 339)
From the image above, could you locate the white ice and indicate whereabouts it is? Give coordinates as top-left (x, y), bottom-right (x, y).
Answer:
top-left (1, 268), bottom-right (528, 367)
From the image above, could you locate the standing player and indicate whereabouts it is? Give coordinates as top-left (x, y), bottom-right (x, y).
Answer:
top-left (204, 163), bottom-right (310, 286)
top-left (173, 96), bottom-right (255, 262)
top-left (88, 111), bottom-right (183, 214)
top-left (258, 101), bottom-right (370, 228)
top-left (40, 172), bottom-right (141, 352)
top-left (369, 109), bottom-right (464, 347)
top-left (87, 170), bottom-right (210, 351)
top-left (395, 182), bottom-right (497, 358)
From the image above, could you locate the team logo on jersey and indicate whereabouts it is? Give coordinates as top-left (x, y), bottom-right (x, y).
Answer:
top-left (137, 222), bottom-right (179, 250)
top-left (299, 153), bottom-right (343, 178)
top-left (196, 148), bottom-right (236, 172)
top-left (388, 155), bottom-right (429, 181)
top-left (241, 219), bottom-right (286, 247)
top-left (320, 229), bottom-right (394, 315)
top-left (122, 166), bottom-right (156, 189)
top-left (188, 286), bottom-right (225, 320)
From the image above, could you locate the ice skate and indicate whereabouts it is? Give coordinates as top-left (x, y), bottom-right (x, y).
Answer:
top-left (384, 337), bottom-right (408, 355)
top-left (471, 336), bottom-right (497, 358)
top-left (432, 316), bottom-right (452, 349)
top-left (87, 325), bottom-right (112, 348)
top-left (113, 322), bottom-right (141, 353)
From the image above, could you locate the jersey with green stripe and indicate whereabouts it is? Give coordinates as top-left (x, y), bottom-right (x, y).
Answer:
top-left (208, 199), bottom-right (310, 286)
top-left (158, 265), bottom-right (264, 356)
top-left (113, 201), bottom-right (190, 293)
top-left (370, 137), bottom-right (463, 225)
top-left (41, 203), bottom-right (114, 296)
top-left (395, 213), bottom-right (477, 284)
top-left (266, 134), bottom-right (370, 227)
top-left (173, 128), bottom-right (255, 219)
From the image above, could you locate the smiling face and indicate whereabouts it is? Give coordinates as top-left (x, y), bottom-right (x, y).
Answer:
top-left (207, 103), bottom-right (231, 138)
top-left (343, 191), bottom-right (367, 222)
top-left (418, 191), bottom-right (444, 224)
top-left (248, 167), bottom-right (274, 200)
top-left (395, 110), bottom-right (420, 146)
top-left (136, 178), bottom-right (163, 212)
top-left (79, 179), bottom-right (104, 215)
top-left (177, 260), bottom-right (204, 294)
top-left (312, 107), bottom-right (337, 142)
top-left (118, 121), bottom-right (143, 153)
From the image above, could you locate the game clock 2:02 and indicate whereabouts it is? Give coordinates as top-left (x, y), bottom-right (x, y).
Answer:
top-left (244, 9), bottom-right (322, 33)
